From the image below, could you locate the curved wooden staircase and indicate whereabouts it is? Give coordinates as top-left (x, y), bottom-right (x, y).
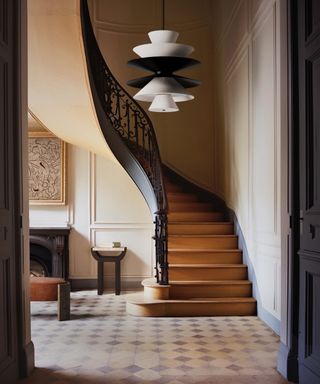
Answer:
top-left (127, 176), bottom-right (257, 317)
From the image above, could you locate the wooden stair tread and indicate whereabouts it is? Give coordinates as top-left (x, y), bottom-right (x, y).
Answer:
top-left (169, 221), bottom-right (233, 225)
top-left (169, 234), bottom-right (237, 238)
top-left (168, 212), bottom-right (225, 222)
top-left (168, 248), bottom-right (241, 252)
top-left (167, 193), bottom-right (197, 197)
top-left (179, 297), bottom-right (256, 302)
top-left (127, 293), bottom-right (256, 304)
top-left (170, 280), bottom-right (252, 285)
top-left (129, 174), bottom-right (256, 317)
top-left (170, 263), bottom-right (247, 268)
top-left (168, 211), bottom-right (222, 214)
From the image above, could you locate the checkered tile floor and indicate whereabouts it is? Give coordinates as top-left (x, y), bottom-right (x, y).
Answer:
top-left (21, 290), bottom-right (290, 384)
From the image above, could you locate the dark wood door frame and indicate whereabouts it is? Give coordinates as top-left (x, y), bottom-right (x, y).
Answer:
top-left (278, 0), bottom-right (302, 382)
top-left (0, 0), bottom-right (33, 382)
top-left (285, 0), bottom-right (300, 381)
top-left (284, 0), bottom-right (320, 383)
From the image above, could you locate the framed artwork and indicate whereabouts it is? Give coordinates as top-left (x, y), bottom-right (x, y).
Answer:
top-left (28, 131), bottom-right (66, 205)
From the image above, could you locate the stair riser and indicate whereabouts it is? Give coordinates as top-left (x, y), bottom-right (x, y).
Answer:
top-left (127, 301), bottom-right (257, 317)
top-left (165, 184), bottom-right (183, 192)
top-left (170, 284), bottom-right (252, 298)
top-left (168, 223), bottom-right (234, 235)
top-left (168, 212), bottom-right (224, 222)
top-left (170, 267), bottom-right (248, 281)
top-left (167, 194), bottom-right (198, 203)
top-left (166, 302), bottom-right (257, 316)
top-left (169, 202), bottom-right (214, 212)
top-left (168, 252), bottom-right (242, 264)
top-left (168, 237), bottom-right (238, 249)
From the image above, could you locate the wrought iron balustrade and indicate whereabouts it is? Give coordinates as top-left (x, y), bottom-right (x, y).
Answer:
top-left (80, 0), bottom-right (168, 284)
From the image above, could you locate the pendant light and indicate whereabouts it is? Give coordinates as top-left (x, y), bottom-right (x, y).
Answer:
top-left (127, 0), bottom-right (200, 113)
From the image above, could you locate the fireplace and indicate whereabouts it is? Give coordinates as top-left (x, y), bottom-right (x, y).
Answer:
top-left (29, 227), bottom-right (71, 279)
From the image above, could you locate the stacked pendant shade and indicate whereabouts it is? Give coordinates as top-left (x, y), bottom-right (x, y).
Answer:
top-left (127, 30), bottom-right (200, 113)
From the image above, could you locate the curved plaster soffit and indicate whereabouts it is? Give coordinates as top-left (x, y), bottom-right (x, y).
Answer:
top-left (28, 0), bottom-right (116, 162)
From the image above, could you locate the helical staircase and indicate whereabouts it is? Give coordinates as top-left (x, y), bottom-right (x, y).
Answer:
top-left (28, 0), bottom-right (256, 317)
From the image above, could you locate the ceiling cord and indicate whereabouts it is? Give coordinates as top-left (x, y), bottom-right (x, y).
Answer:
top-left (162, 0), bottom-right (165, 30)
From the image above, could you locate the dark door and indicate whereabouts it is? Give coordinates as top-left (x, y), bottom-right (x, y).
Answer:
top-left (0, 0), bottom-right (22, 382)
top-left (297, 0), bottom-right (320, 382)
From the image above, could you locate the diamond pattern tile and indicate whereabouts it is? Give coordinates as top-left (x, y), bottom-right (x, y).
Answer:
top-left (20, 290), bottom-right (292, 384)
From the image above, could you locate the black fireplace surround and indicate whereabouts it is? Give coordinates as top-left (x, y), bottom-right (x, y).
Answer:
top-left (29, 227), bottom-right (71, 279)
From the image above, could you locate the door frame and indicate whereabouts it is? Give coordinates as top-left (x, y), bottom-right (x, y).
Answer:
top-left (0, 0), bottom-right (34, 380)
top-left (277, 0), bottom-right (300, 381)
top-left (287, 0), bottom-right (301, 380)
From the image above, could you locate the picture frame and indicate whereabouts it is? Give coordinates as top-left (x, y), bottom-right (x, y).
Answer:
top-left (28, 131), bottom-right (66, 205)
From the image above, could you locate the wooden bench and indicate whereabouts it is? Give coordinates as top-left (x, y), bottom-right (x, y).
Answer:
top-left (30, 277), bottom-right (70, 321)
top-left (91, 247), bottom-right (127, 295)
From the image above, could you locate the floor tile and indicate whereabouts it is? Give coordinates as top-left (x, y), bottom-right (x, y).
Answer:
top-left (20, 290), bottom-right (292, 384)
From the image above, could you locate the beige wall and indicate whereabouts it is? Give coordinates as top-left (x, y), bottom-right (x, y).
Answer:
top-left (28, 0), bottom-right (289, 334)
top-left (28, 0), bottom-right (154, 288)
top-left (212, 0), bottom-right (288, 332)
top-left (90, 0), bottom-right (215, 191)
top-left (90, 0), bottom-right (288, 332)
top-left (29, 135), bottom-right (154, 286)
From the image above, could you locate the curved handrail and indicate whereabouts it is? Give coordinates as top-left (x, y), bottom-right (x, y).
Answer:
top-left (80, 0), bottom-right (168, 284)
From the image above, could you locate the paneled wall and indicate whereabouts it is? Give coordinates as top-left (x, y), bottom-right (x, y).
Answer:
top-left (212, 0), bottom-right (288, 332)
top-left (30, 140), bottom-right (154, 288)
top-left (29, 1), bottom-right (288, 335)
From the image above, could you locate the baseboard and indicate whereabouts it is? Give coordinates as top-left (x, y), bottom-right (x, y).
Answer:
top-left (258, 305), bottom-right (281, 335)
top-left (70, 278), bottom-right (144, 291)
top-left (228, 208), bottom-right (281, 335)
top-left (19, 341), bottom-right (34, 378)
top-left (163, 164), bottom-right (227, 211)
top-left (70, 278), bottom-right (97, 291)
top-left (277, 342), bottom-right (299, 382)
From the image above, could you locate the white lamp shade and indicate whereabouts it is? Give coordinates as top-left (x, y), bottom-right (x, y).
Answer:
top-left (133, 77), bottom-right (194, 102)
top-left (148, 94), bottom-right (179, 112)
top-left (148, 30), bottom-right (179, 43)
top-left (133, 42), bottom-right (194, 58)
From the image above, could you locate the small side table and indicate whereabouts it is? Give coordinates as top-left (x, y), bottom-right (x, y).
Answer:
top-left (91, 247), bottom-right (127, 295)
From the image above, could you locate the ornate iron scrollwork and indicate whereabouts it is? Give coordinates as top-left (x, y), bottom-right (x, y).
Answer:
top-left (80, 0), bottom-right (168, 285)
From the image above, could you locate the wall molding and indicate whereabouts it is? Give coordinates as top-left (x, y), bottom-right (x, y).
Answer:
top-left (225, 37), bottom-right (249, 83)
top-left (90, 153), bottom-right (152, 225)
top-left (251, 3), bottom-right (279, 238)
top-left (251, 0), bottom-right (277, 37)
top-left (90, 227), bottom-right (155, 278)
top-left (92, 0), bottom-right (160, 33)
top-left (70, 278), bottom-right (143, 291)
top-left (229, 208), bottom-right (280, 334)
top-left (220, 0), bottom-right (244, 47)
top-left (165, 161), bottom-right (215, 195)
top-left (92, 0), bottom-right (211, 34)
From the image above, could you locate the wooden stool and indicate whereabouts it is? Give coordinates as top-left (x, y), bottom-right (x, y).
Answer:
top-left (91, 247), bottom-right (127, 295)
top-left (30, 277), bottom-right (70, 321)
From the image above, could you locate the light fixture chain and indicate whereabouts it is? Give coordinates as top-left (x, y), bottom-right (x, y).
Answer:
top-left (162, 0), bottom-right (165, 30)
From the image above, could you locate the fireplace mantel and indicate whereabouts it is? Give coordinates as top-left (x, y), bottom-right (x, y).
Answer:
top-left (30, 226), bottom-right (71, 279)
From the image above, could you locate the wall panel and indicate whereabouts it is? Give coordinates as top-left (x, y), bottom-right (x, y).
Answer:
top-left (92, 154), bottom-right (151, 224)
top-left (252, 7), bottom-right (277, 235)
top-left (212, 0), bottom-right (286, 332)
top-left (226, 50), bottom-right (250, 233)
top-left (30, 143), bottom-right (154, 285)
top-left (92, 227), bottom-right (154, 280)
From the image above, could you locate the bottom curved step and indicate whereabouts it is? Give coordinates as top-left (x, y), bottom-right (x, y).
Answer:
top-left (126, 293), bottom-right (257, 317)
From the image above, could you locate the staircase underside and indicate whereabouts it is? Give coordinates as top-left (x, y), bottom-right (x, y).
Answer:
top-left (126, 175), bottom-right (257, 317)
